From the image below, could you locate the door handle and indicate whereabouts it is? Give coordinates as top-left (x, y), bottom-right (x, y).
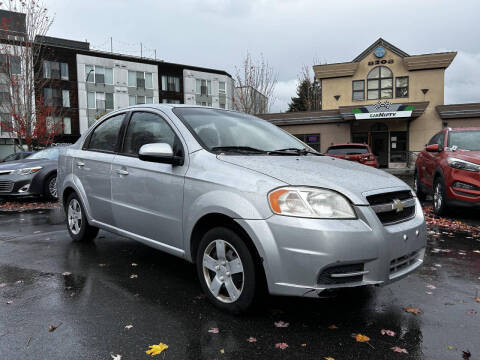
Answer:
top-left (116, 169), bottom-right (129, 176)
top-left (76, 161), bottom-right (85, 167)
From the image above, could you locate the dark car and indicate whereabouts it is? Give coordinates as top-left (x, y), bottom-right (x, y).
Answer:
top-left (415, 127), bottom-right (480, 215)
top-left (324, 143), bottom-right (379, 168)
top-left (1, 151), bottom-right (35, 163)
top-left (0, 147), bottom-right (60, 200)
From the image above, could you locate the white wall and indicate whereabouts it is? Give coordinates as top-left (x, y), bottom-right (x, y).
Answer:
top-left (183, 69), bottom-right (234, 109)
top-left (76, 54), bottom-right (159, 133)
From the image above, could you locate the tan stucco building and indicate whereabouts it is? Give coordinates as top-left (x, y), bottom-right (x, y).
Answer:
top-left (259, 39), bottom-right (480, 168)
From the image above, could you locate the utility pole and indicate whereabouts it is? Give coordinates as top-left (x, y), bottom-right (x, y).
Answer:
top-left (140, 42), bottom-right (142, 58)
top-left (154, 49), bottom-right (156, 60)
top-left (110, 37), bottom-right (113, 53)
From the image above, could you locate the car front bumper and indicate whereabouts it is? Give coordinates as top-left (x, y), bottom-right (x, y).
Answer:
top-left (238, 198), bottom-right (426, 297)
top-left (446, 168), bottom-right (480, 204)
top-left (0, 174), bottom-right (39, 197)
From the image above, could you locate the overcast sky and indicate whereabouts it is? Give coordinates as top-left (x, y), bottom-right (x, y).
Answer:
top-left (47, 0), bottom-right (480, 112)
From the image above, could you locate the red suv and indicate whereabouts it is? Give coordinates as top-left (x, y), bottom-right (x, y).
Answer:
top-left (415, 127), bottom-right (480, 215)
top-left (325, 143), bottom-right (379, 168)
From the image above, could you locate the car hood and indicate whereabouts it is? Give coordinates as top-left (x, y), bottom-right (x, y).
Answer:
top-left (218, 155), bottom-right (410, 205)
top-left (447, 150), bottom-right (480, 165)
top-left (0, 158), bottom-right (55, 171)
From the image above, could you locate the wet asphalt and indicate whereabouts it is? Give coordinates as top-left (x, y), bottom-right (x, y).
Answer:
top-left (1, 204), bottom-right (480, 360)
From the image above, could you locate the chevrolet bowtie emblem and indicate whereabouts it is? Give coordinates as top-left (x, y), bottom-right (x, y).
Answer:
top-left (392, 199), bottom-right (404, 213)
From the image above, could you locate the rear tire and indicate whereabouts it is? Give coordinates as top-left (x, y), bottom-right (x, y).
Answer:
top-left (414, 170), bottom-right (427, 202)
top-left (196, 227), bottom-right (257, 314)
top-left (433, 177), bottom-right (448, 216)
top-left (65, 193), bottom-right (99, 242)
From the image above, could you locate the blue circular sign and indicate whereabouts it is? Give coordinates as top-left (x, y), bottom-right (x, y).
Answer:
top-left (374, 46), bottom-right (386, 58)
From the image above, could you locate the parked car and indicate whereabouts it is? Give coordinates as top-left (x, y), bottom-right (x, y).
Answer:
top-left (58, 105), bottom-right (426, 313)
top-left (414, 127), bottom-right (480, 215)
top-left (324, 143), bottom-right (379, 168)
top-left (0, 147), bottom-right (59, 200)
top-left (1, 151), bottom-right (35, 163)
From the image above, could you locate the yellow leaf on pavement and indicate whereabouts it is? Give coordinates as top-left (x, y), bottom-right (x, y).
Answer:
top-left (355, 334), bottom-right (370, 342)
top-left (325, 357), bottom-right (335, 360)
top-left (145, 343), bottom-right (168, 356)
top-left (220, 349), bottom-right (225, 354)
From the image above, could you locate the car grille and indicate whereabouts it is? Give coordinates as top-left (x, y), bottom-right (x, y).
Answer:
top-left (367, 190), bottom-right (416, 225)
top-left (317, 263), bottom-right (366, 285)
top-left (390, 251), bottom-right (419, 274)
top-left (0, 180), bottom-right (14, 193)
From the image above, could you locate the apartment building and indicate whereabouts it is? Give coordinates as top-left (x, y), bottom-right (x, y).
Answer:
top-left (183, 68), bottom-right (234, 109)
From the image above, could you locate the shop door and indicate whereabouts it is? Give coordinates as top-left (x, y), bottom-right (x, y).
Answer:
top-left (371, 132), bottom-right (389, 168)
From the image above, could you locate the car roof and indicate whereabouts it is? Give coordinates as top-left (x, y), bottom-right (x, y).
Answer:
top-left (449, 127), bottom-right (480, 131)
top-left (327, 143), bottom-right (370, 148)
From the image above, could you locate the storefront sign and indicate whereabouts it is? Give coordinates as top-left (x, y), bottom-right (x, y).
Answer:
top-left (353, 102), bottom-right (414, 120)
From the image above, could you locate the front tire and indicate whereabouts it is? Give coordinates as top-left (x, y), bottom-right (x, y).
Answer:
top-left (433, 177), bottom-right (448, 216)
top-left (414, 170), bottom-right (427, 202)
top-left (196, 227), bottom-right (257, 314)
top-left (66, 193), bottom-right (99, 242)
top-left (44, 173), bottom-right (58, 201)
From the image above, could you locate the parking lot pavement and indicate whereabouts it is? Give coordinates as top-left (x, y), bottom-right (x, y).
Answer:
top-left (1, 208), bottom-right (479, 360)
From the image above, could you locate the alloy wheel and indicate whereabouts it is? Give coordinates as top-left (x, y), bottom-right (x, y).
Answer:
top-left (68, 199), bottom-right (82, 235)
top-left (49, 176), bottom-right (58, 199)
top-left (434, 183), bottom-right (442, 211)
top-left (202, 239), bottom-right (244, 303)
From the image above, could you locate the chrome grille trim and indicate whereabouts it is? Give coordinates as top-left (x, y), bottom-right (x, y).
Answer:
top-left (0, 180), bottom-right (14, 193)
top-left (370, 198), bottom-right (416, 214)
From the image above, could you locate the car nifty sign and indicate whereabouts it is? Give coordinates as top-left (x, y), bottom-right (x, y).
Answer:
top-left (353, 101), bottom-right (413, 120)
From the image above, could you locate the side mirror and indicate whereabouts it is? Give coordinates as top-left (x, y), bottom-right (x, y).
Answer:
top-left (426, 144), bottom-right (441, 152)
top-left (139, 143), bottom-right (184, 166)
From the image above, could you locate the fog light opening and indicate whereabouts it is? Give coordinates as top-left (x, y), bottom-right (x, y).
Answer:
top-left (18, 184), bottom-right (30, 193)
top-left (453, 181), bottom-right (480, 191)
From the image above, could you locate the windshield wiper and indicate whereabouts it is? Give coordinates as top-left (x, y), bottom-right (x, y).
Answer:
top-left (211, 146), bottom-right (267, 154)
top-left (271, 148), bottom-right (323, 156)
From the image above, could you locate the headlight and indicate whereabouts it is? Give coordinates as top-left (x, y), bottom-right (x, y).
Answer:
top-left (15, 166), bottom-right (43, 175)
top-left (268, 187), bottom-right (356, 219)
top-left (447, 157), bottom-right (480, 172)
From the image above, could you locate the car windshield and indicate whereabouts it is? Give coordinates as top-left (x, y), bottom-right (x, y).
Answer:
top-left (26, 148), bottom-right (59, 160)
top-left (173, 108), bottom-right (313, 154)
top-left (448, 131), bottom-right (480, 151)
top-left (326, 146), bottom-right (369, 155)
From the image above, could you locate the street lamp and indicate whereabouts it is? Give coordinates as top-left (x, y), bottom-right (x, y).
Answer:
top-left (86, 69), bottom-right (94, 82)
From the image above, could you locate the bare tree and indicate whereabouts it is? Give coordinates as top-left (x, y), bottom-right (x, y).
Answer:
top-left (0, 0), bottom-right (53, 150)
top-left (233, 52), bottom-right (277, 114)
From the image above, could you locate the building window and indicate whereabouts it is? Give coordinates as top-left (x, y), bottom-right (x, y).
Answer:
top-left (0, 55), bottom-right (21, 75)
top-left (161, 75), bottom-right (180, 92)
top-left (62, 90), bottom-right (70, 108)
top-left (85, 65), bottom-right (113, 85)
top-left (196, 79), bottom-right (211, 96)
top-left (0, 113), bottom-right (10, 134)
top-left (128, 71), bottom-right (153, 89)
top-left (395, 77), bottom-right (409, 98)
top-left (43, 60), bottom-right (68, 80)
top-left (129, 95), bottom-right (135, 106)
top-left (146, 96), bottom-right (153, 104)
top-left (87, 92), bottom-right (95, 109)
top-left (161, 99), bottom-right (180, 104)
top-left (136, 95), bottom-right (145, 105)
top-left (96, 92), bottom-right (106, 110)
top-left (63, 117), bottom-right (72, 135)
top-left (390, 131), bottom-right (407, 163)
top-left (367, 66), bottom-right (393, 100)
top-left (352, 80), bottom-right (365, 101)
top-left (219, 81), bottom-right (226, 94)
top-left (128, 71), bottom-right (136, 87)
top-left (145, 73), bottom-right (153, 89)
top-left (219, 103), bottom-right (226, 109)
top-left (43, 88), bottom-right (62, 107)
top-left (294, 134), bottom-right (321, 152)
top-left (106, 93), bottom-right (114, 110)
top-left (0, 84), bottom-right (10, 104)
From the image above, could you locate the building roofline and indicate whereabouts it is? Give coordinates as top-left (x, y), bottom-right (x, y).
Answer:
top-left (353, 38), bottom-right (410, 62)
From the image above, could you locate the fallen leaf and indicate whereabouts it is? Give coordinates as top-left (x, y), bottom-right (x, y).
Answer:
top-left (426, 291), bottom-right (433, 295)
top-left (328, 324), bottom-right (338, 329)
top-left (462, 350), bottom-right (471, 359)
top-left (391, 346), bottom-right (408, 354)
top-left (6, 300), bottom-right (13, 304)
top-left (355, 334), bottom-right (370, 342)
top-left (131, 263), bottom-right (138, 267)
top-left (125, 325), bottom-right (133, 330)
top-left (325, 358), bottom-right (335, 360)
top-left (62, 272), bottom-right (71, 276)
top-left (99, 264), bottom-right (106, 267)
top-left (70, 292), bottom-right (76, 297)
top-left (220, 349), bottom-right (225, 354)
top-left (275, 342), bottom-right (288, 350)
top-left (145, 343), bottom-right (168, 356)
top-left (0, 283), bottom-right (6, 287)
top-left (130, 274), bottom-right (138, 279)
top-left (15, 280), bottom-right (23, 284)
top-left (301, 343), bottom-right (307, 347)
top-left (48, 323), bottom-right (61, 332)
top-left (247, 337), bottom-right (257, 343)
top-left (446, 345), bottom-right (455, 350)
top-left (405, 307), bottom-right (422, 315)
top-left (208, 328), bottom-right (219, 334)
top-left (380, 329), bottom-right (396, 337)
top-left (111, 354), bottom-right (122, 360)
top-left (426, 284), bottom-right (436, 289)
top-left (274, 321), bottom-right (289, 328)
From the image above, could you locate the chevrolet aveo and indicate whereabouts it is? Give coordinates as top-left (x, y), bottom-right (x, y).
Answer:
top-left (58, 105), bottom-right (426, 313)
